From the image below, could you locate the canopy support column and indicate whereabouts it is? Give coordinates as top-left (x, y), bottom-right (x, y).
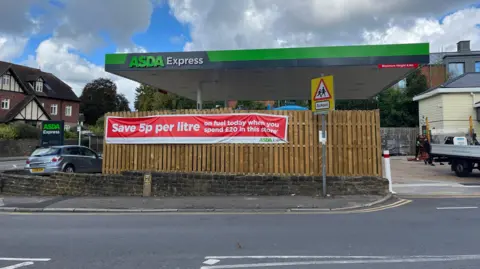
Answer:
top-left (196, 86), bottom-right (203, 110)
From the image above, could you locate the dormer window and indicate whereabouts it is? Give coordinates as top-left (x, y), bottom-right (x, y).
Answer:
top-left (35, 78), bottom-right (44, 92)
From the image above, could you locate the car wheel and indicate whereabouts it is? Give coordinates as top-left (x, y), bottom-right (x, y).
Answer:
top-left (63, 164), bottom-right (75, 173)
top-left (453, 161), bottom-right (471, 177)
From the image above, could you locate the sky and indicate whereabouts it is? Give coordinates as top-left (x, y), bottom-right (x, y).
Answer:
top-left (1, 0), bottom-right (480, 110)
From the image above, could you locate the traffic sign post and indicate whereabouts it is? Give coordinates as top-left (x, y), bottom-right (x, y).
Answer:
top-left (311, 75), bottom-right (335, 197)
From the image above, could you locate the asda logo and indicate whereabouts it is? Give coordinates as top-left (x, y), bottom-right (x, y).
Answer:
top-left (43, 123), bottom-right (60, 130)
top-left (129, 55), bottom-right (204, 68)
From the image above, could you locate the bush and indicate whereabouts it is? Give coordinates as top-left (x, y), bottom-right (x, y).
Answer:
top-left (89, 125), bottom-right (104, 136)
top-left (0, 124), bottom-right (18, 140)
top-left (64, 130), bottom-right (78, 139)
top-left (12, 123), bottom-right (40, 139)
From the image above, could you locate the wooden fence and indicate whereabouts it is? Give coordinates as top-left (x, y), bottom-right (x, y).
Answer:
top-left (103, 109), bottom-right (382, 176)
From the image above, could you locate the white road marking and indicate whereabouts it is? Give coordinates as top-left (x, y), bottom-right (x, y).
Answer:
top-left (203, 259), bottom-right (220, 265)
top-left (200, 255), bottom-right (480, 269)
top-left (205, 256), bottom-right (388, 259)
top-left (0, 262), bottom-right (34, 269)
top-left (0, 258), bottom-right (50, 262)
top-left (436, 206), bottom-right (478, 210)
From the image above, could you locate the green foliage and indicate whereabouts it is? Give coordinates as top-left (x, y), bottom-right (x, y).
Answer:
top-left (12, 123), bottom-right (40, 139)
top-left (64, 130), bottom-right (78, 139)
top-left (80, 78), bottom-right (131, 125)
top-left (235, 101), bottom-right (266, 110)
top-left (0, 124), bottom-right (18, 140)
top-left (89, 125), bottom-right (105, 136)
top-left (134, 84), bottom-right (197, 111)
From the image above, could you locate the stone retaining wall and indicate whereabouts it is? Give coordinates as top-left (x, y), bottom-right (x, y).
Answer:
top-left (0, 171), bottom-right (388, 197)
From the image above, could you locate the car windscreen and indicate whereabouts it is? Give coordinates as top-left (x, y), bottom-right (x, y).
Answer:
top-left (31, 148), bottom-right (61, 157)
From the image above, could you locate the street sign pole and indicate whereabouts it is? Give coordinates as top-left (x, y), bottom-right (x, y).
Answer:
top-left (311, 75), bottom-right (335, 197)
top-left (321, 113), bottom-right (327, 197)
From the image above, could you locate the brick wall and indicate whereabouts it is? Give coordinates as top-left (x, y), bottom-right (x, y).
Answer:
top-left (0, 172), bottom-right (143, 196)
top-left (421, 65), bottom-right (447, 88)
top-left (0, 91), bottom-right (27, 119)
top-left (38, 98), bottom-right (80, 126)
top-left (0, 171), bottom-right (388, 197)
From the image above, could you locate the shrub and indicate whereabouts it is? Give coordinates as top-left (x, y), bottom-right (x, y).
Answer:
top-left (12, 123), bottom-right (40, 139)
top-left (64, 130), bottom-right (78, 139)
top-left (0, 124), bottom-right (18, 140)
top-left (89, 125), bottom-right (104, 136)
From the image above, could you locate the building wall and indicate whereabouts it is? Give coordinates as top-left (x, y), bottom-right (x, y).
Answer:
top-left (441, 93), bottom-right (479, 133)
top-left (421, 65), bottom-right (447, 88)
top-left (444, 54), bottom-right (480, 73)
top-left (0, 91), bottom-right (27, 119)
top-left (38, 97), bottom-right (80, 127)
top-left (418, 94), bottom-right (444, 132)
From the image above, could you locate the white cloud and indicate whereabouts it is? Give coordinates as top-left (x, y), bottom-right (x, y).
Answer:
top-left (168, 0), bottom-right (479, 51)
top-left (0, 35), bottom-right (29, 62)
top-left (363, 7), bottom-right (480, 52)
top-left (23, 38), bottom-right (139, 110)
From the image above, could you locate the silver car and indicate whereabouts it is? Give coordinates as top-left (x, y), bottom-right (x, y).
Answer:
top-left (25, 145), bottom-right (103, 175)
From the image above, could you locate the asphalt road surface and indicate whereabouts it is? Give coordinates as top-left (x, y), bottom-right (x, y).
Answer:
top-left (1, 198), bottom-right (480, 269)
top-left (0, 159), bottom-right (26, 172)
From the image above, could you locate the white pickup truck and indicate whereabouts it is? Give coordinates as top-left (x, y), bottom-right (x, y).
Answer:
top-left (430, 137), bottom-right (480, 177)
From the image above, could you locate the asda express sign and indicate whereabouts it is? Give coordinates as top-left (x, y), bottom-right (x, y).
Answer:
top-left (129, 55), bottom-right (204, 68)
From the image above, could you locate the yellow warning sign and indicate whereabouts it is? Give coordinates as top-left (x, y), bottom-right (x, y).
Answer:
top-left (311, 75), bottom-right (335, 113)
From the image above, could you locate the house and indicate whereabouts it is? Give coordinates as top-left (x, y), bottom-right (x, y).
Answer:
top-left (0, 61), bottom-right (80, 130)
top-left (413, 73), bottom-right (480, 138)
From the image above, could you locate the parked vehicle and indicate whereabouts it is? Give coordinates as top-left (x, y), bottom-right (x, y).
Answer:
top-left (25, 145), bottom-right (103, 175)
top-left (430, 136), bottom-right (480, 177)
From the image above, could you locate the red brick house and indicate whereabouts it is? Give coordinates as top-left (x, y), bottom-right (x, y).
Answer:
top-left (0, 61), bottom-right (80, 130)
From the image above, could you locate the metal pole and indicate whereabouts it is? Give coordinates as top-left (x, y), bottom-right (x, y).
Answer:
top-left (77, 125), bottom-right (81, 146)
top-left (321, 113), bottom-right (327, 196)
top-left (196, 85), bottom-right (203, 110)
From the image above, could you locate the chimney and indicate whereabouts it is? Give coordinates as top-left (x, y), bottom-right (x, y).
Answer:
top-left (457, 40), bottom-right (471, 52)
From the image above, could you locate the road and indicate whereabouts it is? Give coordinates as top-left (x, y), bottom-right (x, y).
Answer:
top-left (0, 159), bottom-right (26, 172)
top-left (1, 198), bottom-right (480, 268)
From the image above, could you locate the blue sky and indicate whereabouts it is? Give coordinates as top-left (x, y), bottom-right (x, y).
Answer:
top-left (17, 3), bottom-right (190, 66)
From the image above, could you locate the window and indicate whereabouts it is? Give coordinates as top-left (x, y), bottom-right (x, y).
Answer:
top-left (65, 105), bottom-right (72, 116)
top-left (35, 79), bottom-right (43, 92)
top-left (2, 75), bottom-right (10, 86)
top-left (448, 62), bottom-right (465, 78)
top-left (50, 104), bottom-right (58, 115)
top-left (63, 147), bottom-right (81, 156)
top-left (81, 147), bottom-right (97, 158)
top-left (476, 62), bottom-right (480, 73)
top-left (1, 99), bottom-right (10, 109)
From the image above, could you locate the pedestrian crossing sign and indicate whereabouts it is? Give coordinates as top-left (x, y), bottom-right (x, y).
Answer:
top-left (311, 75), bottom-right (335, 113)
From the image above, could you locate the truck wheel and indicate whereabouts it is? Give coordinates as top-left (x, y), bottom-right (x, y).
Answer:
top-left (453, 161), bottom-right (471, 177)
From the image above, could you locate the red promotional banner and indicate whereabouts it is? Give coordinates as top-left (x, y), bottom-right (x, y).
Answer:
top-left (377, 63), bottom-right (419, 69)
top-left (105, 113), bottom-right (289, 144)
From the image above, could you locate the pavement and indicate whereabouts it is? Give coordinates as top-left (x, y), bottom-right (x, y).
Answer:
top-left (0, 195), bottom-right (391, 213)
top-left (391, 156), bottom-right (480, 197)
top-left (1, 197), bottom-right (480, 268)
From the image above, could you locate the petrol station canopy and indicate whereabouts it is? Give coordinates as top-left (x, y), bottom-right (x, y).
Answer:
top-left (105, 43), bottom-right (430, 102)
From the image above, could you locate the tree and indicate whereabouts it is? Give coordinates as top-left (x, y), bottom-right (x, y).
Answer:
top-left (134, 84), bottom-right (197, 111)
top-left (235, 100), bottom-right (266, 110)
top-left (80, 78), bottom-right (130, 125)
top-left (116, 94), bottom-right (131, 112)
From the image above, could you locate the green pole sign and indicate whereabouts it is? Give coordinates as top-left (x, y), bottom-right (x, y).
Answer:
top-left (41, 120), bottom-right (64, 147)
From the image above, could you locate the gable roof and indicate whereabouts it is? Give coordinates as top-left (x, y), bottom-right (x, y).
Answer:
top-left (0, 61), bottom-right (80, 102)
top-left (413, 73), bottom-right (480, 101)
top-left (0, 95), bottom-right (51, 123)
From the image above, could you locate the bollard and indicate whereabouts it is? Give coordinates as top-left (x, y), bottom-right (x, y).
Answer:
top-left (383, 150), bottom-right (394, 193)
top-left (143, 172), bottom-right (152, 197)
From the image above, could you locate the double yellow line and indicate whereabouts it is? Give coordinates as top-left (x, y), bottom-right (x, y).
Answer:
top-left (0, 198), bottom-right (411, 216)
